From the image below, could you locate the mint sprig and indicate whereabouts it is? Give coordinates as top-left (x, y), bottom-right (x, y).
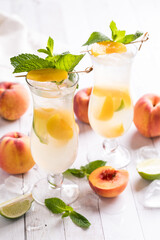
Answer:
top-left (45, 198), bottom-right (91, 229)
top-left (38, 36), bottom-right (54, 57)
top-left (110, 21), bottom-right (126, 42)
top-left (64, 160), bottom-right (106, 178)
top-left (10, 37), bottom-right (84, 73)
top-left (83, 20), bottom-right (143, 46)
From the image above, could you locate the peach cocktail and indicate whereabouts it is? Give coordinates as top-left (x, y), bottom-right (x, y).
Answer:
top-left (83, 22), bottom-right (141, 168)
top-left (26, 69), bottom-right (79, 204)
top-left (10, 36), bottom-right (85, 205)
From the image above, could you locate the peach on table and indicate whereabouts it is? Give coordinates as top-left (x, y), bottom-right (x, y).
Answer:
top-left (0, 132), bottom-right (35, 174)
top-left (134, 94), bottom-right (160, 138)
top-left (0, 82), bottom-right (29, 121)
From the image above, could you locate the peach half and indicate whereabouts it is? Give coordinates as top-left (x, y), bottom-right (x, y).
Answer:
top-left (89, 166), bottom-right (129, 198)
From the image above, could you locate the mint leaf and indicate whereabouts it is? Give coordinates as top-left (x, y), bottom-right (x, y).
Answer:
top-left (119, 31), bottom-right (143, 44)
top-left (55, 54), bottom-right (84, 72)
top-left (115, 99), bottom-right (125, 112)
top-left (64, 160), bottom-right (106, 179)
top-left (45, 197), bottom-right (91, 229)
top-left (70, 211), bottom-right (91, 229)
top-left (45, 198), bottom-right (67, 214)
top-left (47, 36), bottom-right (54, 55)
top-left (62, 212), bottom-right (70, 218)
top-left (64, 169), bottom-right (85, 178)
top-left (83, 32), bottom-right (111, 46)
top-left (110, 21), bottom-right (126, 42)
top-left (81, 160), bottom-right (106, 176)
top-left (37, 49), bottom-right (50, 55)
top-left (38, 37), bottom-right (54, 57)
top-left (10, 54), bottom-right (55, 73)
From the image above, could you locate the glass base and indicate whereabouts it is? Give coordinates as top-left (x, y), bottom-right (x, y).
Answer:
top-left (32, 178), bottom-right (79, 205)
top-left (87, 141), bottom-right (130, 169)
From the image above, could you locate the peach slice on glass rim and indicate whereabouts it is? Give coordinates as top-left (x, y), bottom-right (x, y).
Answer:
top-left (91, 41), bottom-right (127, 56)
top-left (27, 68), bottom-right (68, 83)
top-left (89, 166), bottom-right (129, 198)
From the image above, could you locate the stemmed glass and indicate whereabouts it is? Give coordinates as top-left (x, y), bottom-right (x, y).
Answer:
top-left (88, 45), bottom-right (137, 168)
top-left (26, 74), bottom-right (79, 205)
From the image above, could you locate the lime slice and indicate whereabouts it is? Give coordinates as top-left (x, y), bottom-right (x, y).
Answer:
top-left (115, 99), bottom-right (125, 112)
top-left (137, 159), bottom-right (160, 180)
top-left (33, 108), bottom-right (55, 144)
top-left (0, 193), bottom-right (34, 219)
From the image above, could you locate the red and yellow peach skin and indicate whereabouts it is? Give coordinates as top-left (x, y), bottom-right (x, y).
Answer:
top-left (134, 94), bottom-right (160, 138)
top-left (0, 82), bottom-right (29, 121)
top-left (74, 87), bottom-right (92, 124)
top-left (0, 132), bottom-right (35, 174)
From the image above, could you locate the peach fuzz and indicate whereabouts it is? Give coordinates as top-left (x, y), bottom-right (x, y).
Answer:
top-left (0, 132), bottom-right (35, 174)
top-left (133, 94), bottom-right (160, 138)
top-left (74, 87), bottom-right (92, 124)
top-left (89, 166), bottom-right (129, 198)
top-left (0, 82), bottom-right (29, 121)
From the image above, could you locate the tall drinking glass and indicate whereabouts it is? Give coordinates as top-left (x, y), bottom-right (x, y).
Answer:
top-left (26, 74), bottom-right (79, 205)
top-left (88, 46), bottom-right (137, 168)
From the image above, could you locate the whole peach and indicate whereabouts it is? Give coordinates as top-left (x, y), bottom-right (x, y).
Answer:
top-left (0, 132), bottom-right (35, 174)
top-left (74, 87), bottom-right (92, 124)
top-left (134, 94), bottom-right (160, 137)
top-left (0, 82), bottom-right (29, 120)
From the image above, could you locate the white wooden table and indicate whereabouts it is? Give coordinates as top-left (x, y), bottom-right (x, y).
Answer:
top-left (0, 0), bottom-right (160, 239)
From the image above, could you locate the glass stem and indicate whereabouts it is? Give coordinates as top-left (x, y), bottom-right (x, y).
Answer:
top-left (47, 173), bottom-right (64, 189)
top-left (102, 139), bottom-right (118, 154)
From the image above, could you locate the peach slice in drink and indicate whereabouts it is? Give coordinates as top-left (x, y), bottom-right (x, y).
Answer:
top-left (93, 86), bottom-right (131, 121)
top-left (103, 123), bottom-right (124, 138)
top-left (47, 113), bottom-right (73, 140)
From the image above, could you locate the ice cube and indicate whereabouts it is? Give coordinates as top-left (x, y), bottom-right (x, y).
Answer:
top-left (144, 180), bottom-right (160, 208)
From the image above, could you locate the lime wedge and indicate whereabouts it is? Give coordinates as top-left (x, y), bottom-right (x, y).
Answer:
top-left (115, 99), bottom-right (125, 112)
top-left (137, 159), bottom-right (160, 180)
top-left (0, 193), bottom-right (34, 219)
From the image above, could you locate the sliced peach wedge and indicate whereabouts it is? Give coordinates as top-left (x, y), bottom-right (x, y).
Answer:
top-left (27, 68), bottom-right (68, 83)
top-left (89, 166), bottom-right (129, 198)
top-left (47, 113), bottom-right (73, 140)
top-left (91, 41), bottom-right (127, 57)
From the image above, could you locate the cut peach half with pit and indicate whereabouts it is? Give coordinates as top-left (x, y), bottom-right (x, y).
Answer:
top-left (89, 166), bottom-right (129, 198)
top-left (27, 68), bottom-right (68, 82)
top-left (91, 41), bottom-right (127, 56)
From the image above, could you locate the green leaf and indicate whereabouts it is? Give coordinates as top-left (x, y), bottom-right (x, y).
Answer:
top-left (62, 212), bottom-right (70, 218)
top-left (70, 211), bottom-right (91, 229)
top-left (47, 36), bottom-right (54, 55)
top-left (115, 99), bottom-right (125, 112)
top-left (83, 32), bottom-right (111, 46)
top-left (55, 54), bottom-right (84, 72)
top-left (65, 205), bottom-right (73, 212)
top-left (10, 54), bottom-right (55, 73)
top-left (81, 160), bottom-right (106, 175)
top-left (119, 31), bottom-right (143, 44)
top-left (64, 169), bottom-right (85, 178)
top-left (110, 21), bottom-right (126, 42)
top-left (37, 49), bottom-right (50, 55)
top-left (45, 198), bottom-right (67, 214)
